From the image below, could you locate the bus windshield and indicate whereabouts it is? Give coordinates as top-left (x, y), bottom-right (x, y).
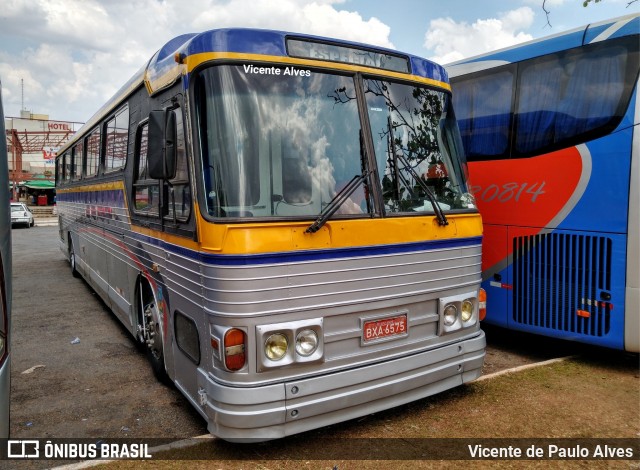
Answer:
top-left (195, 64), bottom-right (472, 220)
top-left (364, 79), bottom-right (471, 214)
top-left (196, 65), bottom-right (368, 219)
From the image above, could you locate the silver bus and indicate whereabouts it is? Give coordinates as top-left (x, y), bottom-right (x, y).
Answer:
top-left (56, 28), bottom-right (486, 441)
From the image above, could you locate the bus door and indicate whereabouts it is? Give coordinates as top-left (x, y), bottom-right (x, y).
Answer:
top-left (146, 99), bottom-right (200, 402)
top-left (482, 224), bottom-right (510, 327)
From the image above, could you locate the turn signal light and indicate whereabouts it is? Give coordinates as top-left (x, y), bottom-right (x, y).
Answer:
top-left (224, 328), bottom-right (246, 371)
top-left (478, 288), bottom-right (487, 321)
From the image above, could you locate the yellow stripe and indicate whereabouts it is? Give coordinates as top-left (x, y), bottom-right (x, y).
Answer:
top-left (176, 52), bottom-right (451, 91)
top-left (145, 51), bottom-right (451, 94)
top-left (59, 182), bottom-right (481, 254)
top-left (130, 225), bottom-right (202, 251)
top-left (195, 213), bottom-right (482, 255)
top-left (56, 180), bottom-right (126, 193)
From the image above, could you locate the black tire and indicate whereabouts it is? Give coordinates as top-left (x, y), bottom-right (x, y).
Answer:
top-left (138, 281), bottom-right (170, 384)
top-left (69, 239), bottom-right (80, 278)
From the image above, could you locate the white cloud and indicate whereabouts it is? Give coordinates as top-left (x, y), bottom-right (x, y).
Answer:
top-left (192, 0), bottom-right (393, 48)
top-left (522, 0), bottom-right (566, 6)
top-left (423, 7), bottom-right (535, 64)
top-left (0, 0), bottom-right (393, 122)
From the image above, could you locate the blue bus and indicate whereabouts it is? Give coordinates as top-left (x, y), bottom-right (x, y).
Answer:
top-left (0, 81), bottom-right (11, 437)
top-left (447, 14), bottom-right (639, 351)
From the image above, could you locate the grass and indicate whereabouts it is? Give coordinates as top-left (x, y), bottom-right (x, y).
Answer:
top-left (91, 352), bottom-right (639, 469)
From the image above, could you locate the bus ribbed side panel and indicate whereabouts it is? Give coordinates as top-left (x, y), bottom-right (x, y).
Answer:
top-left (513, 233), bottom-right (612, 337)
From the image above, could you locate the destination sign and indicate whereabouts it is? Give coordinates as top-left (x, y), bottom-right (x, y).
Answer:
top-left (287, 38), bottom-right (410, 73)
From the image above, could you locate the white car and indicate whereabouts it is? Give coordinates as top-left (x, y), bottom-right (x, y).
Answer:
top-left (10, 202), bottom-right (34, 228)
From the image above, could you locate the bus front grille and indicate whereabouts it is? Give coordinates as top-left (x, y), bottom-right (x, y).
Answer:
top-left (512, 232), bottom-right (612, 337)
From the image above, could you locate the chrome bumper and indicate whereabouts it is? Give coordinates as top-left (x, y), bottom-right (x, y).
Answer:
top-left (197, 331), bottom-right (486, 441)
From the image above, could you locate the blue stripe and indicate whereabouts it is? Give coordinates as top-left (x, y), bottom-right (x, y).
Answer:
top-left (130, 232), bottom-right (482, 266)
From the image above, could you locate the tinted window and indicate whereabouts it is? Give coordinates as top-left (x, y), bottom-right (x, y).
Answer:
top-left (104, 106), bottom-right (129, 172)
top-left (516, 44), bottom-right (632, 154)
top-left (133, 123), bottom-right (160, 216)
top-left (452, 69), bottom-right (513, 158)
top-left (85, 128), bottom-right (101, 176)
top-left (72, 142), bottom-right (83, 180)
top-left (450, 38), bottom-right (639, 160)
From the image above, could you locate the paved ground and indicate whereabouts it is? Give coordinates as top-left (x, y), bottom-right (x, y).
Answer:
top-left (33, 216), bottom-right (58, 227)
top-left (9, 225), bottom-right (207, 444)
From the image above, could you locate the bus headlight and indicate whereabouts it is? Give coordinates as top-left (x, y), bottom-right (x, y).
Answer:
top-left (461, 299), bottom-right (474, 323)
top-left (265, 333), bottom-right (288, 361)
top-left (443, 305), bottom-right (458, 326)
top-left (439, 291), bottom-right (479, 334)
top-left (256, 318), bottom-right (324, 371)
top-left (295, 329), bottom-right (318, 356)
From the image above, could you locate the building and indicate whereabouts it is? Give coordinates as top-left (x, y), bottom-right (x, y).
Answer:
top-left (4, 110), bottom-right (83, 204)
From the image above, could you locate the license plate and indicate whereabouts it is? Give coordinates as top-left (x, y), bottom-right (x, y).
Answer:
top-left (363, 314), bottom-right (408, 343)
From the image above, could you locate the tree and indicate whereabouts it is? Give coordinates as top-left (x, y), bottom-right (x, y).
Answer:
top-left (543, 0), bottom-right (638, 28)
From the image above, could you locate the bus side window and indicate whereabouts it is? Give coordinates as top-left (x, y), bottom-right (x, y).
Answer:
top-left (64, 152), bottom-right (72, 182)
top-left (104, 105), bottom-right (129, 173)
top-left (55, 158), bottom-right (61, 185)
top-left (132, 122), bottom-right (160, 216)
top-left (554, 47), bottom-right (626, 141)
top-left (516, 58), bottom-right (564, 154)
top-left (72, 142), bottom-right (83, 180)
top-left (515, 42), bottom-right (632, 155)
top-left (59, 155), bottom-right (67, 184)
top-left (85, 128), bottom-right (101, 177)
top-left (452, 69), bottom-right (513, 159)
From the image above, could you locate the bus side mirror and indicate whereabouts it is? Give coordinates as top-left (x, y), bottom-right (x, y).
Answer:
top-left (148, 109), bottom-right (177, 180)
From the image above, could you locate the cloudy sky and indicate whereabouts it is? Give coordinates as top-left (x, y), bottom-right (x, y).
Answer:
top-left (1, 0), bottom-right (638, 123)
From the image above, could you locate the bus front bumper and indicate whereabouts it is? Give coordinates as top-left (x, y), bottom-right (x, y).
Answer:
top-left (197, 330), bottom-right (485, 442)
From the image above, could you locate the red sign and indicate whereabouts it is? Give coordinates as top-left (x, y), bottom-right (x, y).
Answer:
top-left (363, 314), bottom-right (408, 342)
top-left (42, 148), bottom-right (57, 160)
top-left (47, 122), bottom-right (71, 131)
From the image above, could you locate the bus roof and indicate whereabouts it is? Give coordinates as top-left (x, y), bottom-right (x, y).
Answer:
top-left (447, 13), bottom-right (639, 77)
top-left (61, 28), bottom-right (450, 155)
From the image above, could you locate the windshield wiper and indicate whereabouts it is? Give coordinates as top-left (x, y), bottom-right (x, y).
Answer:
top-left (396, 152), bottom-right (448, 226)
top-left (387, 117), bottom-right (448, 226)
top-left (306, 129), bottom-right (371, 234)
top-left (305, 172), bottom-right (368, 234)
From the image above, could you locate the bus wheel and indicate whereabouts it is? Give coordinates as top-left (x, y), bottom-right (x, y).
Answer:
top-left (68, 238), bottom-right (80, 278)
top-left (137, 281), bottom-right (169, 383)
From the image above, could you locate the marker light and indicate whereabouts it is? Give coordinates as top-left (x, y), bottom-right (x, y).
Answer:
top-left (443, 304), bottom-right (458, 326)
top-left (576, 309), bottom-right (591, 318)
top-left (265, 333), bottom-right (288, 361)
top-left (295, 329), bottom-right (319, 356)
top-left (461, 299), bottom-right (474, 323)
